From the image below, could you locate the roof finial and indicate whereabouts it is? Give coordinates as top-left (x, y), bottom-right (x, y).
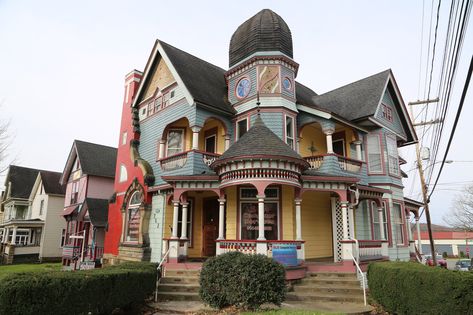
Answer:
top-left (256, 91), bottom-right (261, 115)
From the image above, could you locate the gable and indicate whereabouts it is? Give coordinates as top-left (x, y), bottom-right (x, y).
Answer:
top-left (141, 57), bottom-right (176, 100)
top-left (374, 85), bottom-right (407, 139)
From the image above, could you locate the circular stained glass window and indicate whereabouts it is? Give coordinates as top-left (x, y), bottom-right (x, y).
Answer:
top-left (236, 77), bottom-right (251, 99)
top-left (283, 77), bottom-right (292, 91)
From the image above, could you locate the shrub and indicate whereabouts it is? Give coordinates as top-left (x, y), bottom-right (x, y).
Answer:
top-left (460, 251), bottom-right (466, 258)
top-left (442, 251), bottom-right (448, 258)
top-left (199, 252), bottom-right (286, 310)
top-left (0, 262), bottom-right (157, 315)
top-left (368, 262), bottom-right (473, 314)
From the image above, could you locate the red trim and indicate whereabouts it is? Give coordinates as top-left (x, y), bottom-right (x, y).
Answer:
top-left (161, 174), bottom-right (219, 181)
top-left (301, 175), bottom-right (359, 183)
top-left (383, 199), bottom-right (393, 247)
top-left (392, 199), bottom-right (408, 247)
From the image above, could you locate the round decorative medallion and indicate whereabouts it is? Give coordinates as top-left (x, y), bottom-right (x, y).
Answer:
top-left (236, 77), bottom-right (251, 99)
top-left (283, 77), bottom-right (292, 91)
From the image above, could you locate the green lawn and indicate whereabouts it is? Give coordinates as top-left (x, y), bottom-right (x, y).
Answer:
top-left (0, 263), bottom-right (61, 276)
top-left (242, 311), bottom-right (341, 315)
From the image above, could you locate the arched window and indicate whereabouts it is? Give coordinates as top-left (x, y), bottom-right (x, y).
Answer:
top-left (125, 191), bottom-right (142, 242)
top-left (119, 164), bottom-right (128, 182)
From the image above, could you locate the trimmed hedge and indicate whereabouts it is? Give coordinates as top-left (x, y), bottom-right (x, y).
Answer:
top-left (368, 262), bottom-right (473, 315)
top-left (199, 252), bottom-right (286, 310)
top-left (0, 262), bottom-right (157, 315)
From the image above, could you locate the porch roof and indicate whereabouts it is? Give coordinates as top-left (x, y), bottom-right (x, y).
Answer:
top-left (62, 205), bottom-right (79, 217)
top-left (84, 198), bottom-right (109, 228)
top-left (0, 218), bottom-right (44, 228)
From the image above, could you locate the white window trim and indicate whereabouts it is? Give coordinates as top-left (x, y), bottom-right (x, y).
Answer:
top-left (119, 164), bottom-right (128, 183)
top-left (285, 115), bottom-right (295, 149)
top-left (386, 134), bottom-right (400, 176)
top-left (236, 118), bottom-right (248, 140)
top-left (204, 134), bottom-right (217, 153)
top-left (166, 129), bottom-right (185, 157)
top-left (125, 191), bottom-right (142, 243)
top-left (367, 134), bottom-right (383, 174)
top-left (372, 201), bottom-right (388, 241)
top-left (332, 138), bottom-right (346, 156)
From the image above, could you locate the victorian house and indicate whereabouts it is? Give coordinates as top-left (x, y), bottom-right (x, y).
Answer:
top-left (0, 165), bottom-right (65, 264)
top-left (60, 140), bottom-right (116, 270)
top-left (104, 9), bottom-right (422, 276)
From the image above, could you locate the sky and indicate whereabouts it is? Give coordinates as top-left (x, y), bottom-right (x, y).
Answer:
top-left (0, 1), bottom-right (472, 225)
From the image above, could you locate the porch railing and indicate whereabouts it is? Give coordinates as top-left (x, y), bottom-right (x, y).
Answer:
top-left (337, 156), bottom-right (362, 173)
top-left (201, 151), bottom-right (221, 166)
top-left (86, 246), bottom-right (104, 261)
top-left (358, 240), bottom-right (383, 258)
top-left (304, 156), bottom-right (324, 170)
top-left (219, 240), bottom-right (257, 255)
top-left (160, 151), bottom-right (188, 171)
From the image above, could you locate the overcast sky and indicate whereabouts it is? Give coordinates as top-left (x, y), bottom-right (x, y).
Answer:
top-left (0, 1), bottom-right (472, 225)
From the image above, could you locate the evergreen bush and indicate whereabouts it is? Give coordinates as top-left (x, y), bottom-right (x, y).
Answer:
top-left (368, 261), bottom-right (473, 314)
top-left (199, 252), bottom-right (286, 310)
top-left (0, 262), bottom-right (156, 315)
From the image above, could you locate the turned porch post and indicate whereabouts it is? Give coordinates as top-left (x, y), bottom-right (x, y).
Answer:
top-left (180, 202), bottom-right (189, 240)
top-left (353, 140), bottom-right (363, 160)
top-left (257, 195), bottom-right (265, 241)
top-left (217, 199), bottom-right (226, 240)
top-left (295, 199), bottom-right (302, 241)
top-left (191, 126), bottom-right (201, 150)
top-left (406, 213), bottom-right (413, 242)
top-left (171, 200), bottom-right (180, 239)
top-left (378, 206), bottom-right (386, 240)
top-left (325, 130), bottom-right (334, 154)
top-left (340, 201), bottom-right (349, 239)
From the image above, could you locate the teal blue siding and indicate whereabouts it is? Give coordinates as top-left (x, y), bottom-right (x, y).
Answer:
top-left (250, 112), bottom-right (284, 139)
top-left (374, 90), bottom-right (407, 138)
top-left (228, 68), bottom-right (257, 105)
top-left (281, 65), bottom-right (295, 99)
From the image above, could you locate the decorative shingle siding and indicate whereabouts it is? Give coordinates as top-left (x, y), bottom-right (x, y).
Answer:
top-left (250, 112), bottom-right (283, 139)
top-left (374, 90), bottom-right (407, 138)
top-left (235, 96), bottom-right (297, 114)
top-left (281, 65), bottom-right (295, 99)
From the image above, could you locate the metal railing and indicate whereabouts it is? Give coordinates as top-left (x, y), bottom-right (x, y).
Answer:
top-left (154, 246), bottom-right (172, 302)
top-left (350, 238), bottom-right (367, 306)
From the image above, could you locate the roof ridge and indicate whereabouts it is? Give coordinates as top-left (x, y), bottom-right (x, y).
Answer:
top-left (74, 139), bottom-right (117, 150)
top-left (317, 69), bottom-right (391, 96)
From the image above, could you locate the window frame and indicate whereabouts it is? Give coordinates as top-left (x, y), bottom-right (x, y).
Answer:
top-left (386, 134), bottom-right (400, 176)
top-left (236, 118), bottom-right (248, 140)
top-left (70, 181), bottom-right (79, 205)
top-left (382, 104), bottom-right (393, 122)
top-left (367, 133), bottom-right (384, 174)
top-left (124, 191), bottom-right (142, 243)
top-left (122, 131), bottom-right (127, 146)
top-left (392, 202), bottom-right (405, 246)
top-left (371, 201), bottom-right (388, 241)
top-left (285, 115), bottom-right (295, 149)
top-left (39, 200), bottom-right (44, 216)
top-left (166, 128), bottom-right (185, 157)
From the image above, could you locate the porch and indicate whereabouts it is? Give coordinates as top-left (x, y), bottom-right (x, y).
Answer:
top-left (0, 222), bottom-right (44, 264)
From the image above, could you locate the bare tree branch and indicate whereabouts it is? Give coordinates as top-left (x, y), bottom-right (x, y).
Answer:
top-left (443, 185), bottom-right (473, 231)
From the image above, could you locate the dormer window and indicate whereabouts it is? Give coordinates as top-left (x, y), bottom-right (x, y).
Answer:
top-left (382, 104), bottom-right (393, 122)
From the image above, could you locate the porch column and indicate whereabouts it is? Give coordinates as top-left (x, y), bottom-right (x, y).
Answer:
top-left (257, 195), bottom-right (265, 241)
top-left (224, 135), bottom-right (230, 151)
top-left (416, 216), bottom-right (423, 254)
top-left (171, 201), bottom-right (180, 239)
top-left (11, 227), bottom-right (17, 245)
top-left (4, 227), bottom-right (9, 243)
top-left (353, 140), bottom-right (363, 160)
top-left (406, 213), bottom-right (413, 242)
top-left (348, 205), bottom-right (355, 238)
top-left (324, 129), bottom-right (334, 154)
top-left (180, 202), bottom-right (189, 239)
top-left (295, 199), bottom-right (302, 240)
top-left (378, 207), bottom-right (385, 240)
top-left (217, 199), bottom-right (226, 240)
top-left (340, 201), bottom-right (349, 239)
top-left (158, 139), bottom-right (166, 159)
top-left (191, 126), bottom-right (201, 150)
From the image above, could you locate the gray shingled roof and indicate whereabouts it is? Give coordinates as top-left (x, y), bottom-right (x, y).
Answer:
top-left (295, 81), bottom-right (318, 106)
top-left (229, 9), bottom-right (293, 67)
top-left (85, 198), bottom-right (109, 228)
top-left (159, 41), bottom-right (234, 114)
top-left (215, 115), bottom-right (303, 163)
top-left (4, 165), bottom-right (41, 199)
top-left (75, 140), bottom-right (117, 178)
top-left (40, 171), bottom-right (65, 195)
top-left (311, 69), bottom-right (391, 121)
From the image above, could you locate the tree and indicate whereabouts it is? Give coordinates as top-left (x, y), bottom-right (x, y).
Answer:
top-left (0, 101), bottom-right (12, 174)
top-left (443, 184), bottom-right (473, 231)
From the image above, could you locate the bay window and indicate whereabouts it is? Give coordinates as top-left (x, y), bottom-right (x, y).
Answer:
top-left (386, 135), bottom-right (400, 175)
top-left (367, 134), bottom-right (382, 173)
top-left (392, 203), bottom-right (405, 245)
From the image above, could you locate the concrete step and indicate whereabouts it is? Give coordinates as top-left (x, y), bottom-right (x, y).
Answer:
top-left (164, 269), bottom-right (200, 277)
top-left (292, 284), bottom-right (363, 295)
top-left (160, 276), bottom-right (200, 284)
top-left (286, 291), bottom-right (364, 303)
top-left (300, 277), bottom-right (361, 287)
top-left (158, 283), bottom-right (200, 293)
top-left (157, 291), bottom-right (201, 302)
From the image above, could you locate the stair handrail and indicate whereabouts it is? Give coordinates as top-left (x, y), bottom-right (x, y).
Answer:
top-left (349, 237), bottom-right (366, 306)
top-left (154, 246), bottom-right (172, 302)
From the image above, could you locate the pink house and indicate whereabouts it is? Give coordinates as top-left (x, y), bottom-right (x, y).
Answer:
top-left (60, 140), bottom-right (117, 270)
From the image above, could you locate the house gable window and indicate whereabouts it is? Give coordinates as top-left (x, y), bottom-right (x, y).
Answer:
top-left (285, 116), bottom-right (294, 149)
top-left (386, 135), bottom-right (400, 176)
top-left (166, 129), bottom-right (184, 156)
top-left (367, 134), bottom-right (383, 173)
top-left (382, 104), bottom-right (393, 122)
top-left (70, 181), bottom-right (79, 204)
top-left (125, 191), bottom-right (142, 243)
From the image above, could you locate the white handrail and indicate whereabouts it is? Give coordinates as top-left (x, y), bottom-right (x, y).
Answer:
top-left (349, 238), bottom-right (366, 306)
top-left (154, 246), bottom-right (172, 302)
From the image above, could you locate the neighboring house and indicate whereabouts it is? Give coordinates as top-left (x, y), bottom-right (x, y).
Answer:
top-left (413, 223), bottom-right (473, 257)
top-left (105, 9), bottom-right (420, 274)
top-left (60, 140), bottom-right (117, 270)
top-left (0, 165), bottom-right (65, 264)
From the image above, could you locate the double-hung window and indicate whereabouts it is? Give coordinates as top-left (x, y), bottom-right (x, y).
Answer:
top-left (392, 203), bottom-right (405, 245)
top-left (285, 116), bottom-right (295, 149)
top-left (367, 134), bottom-right (382, 173)
top-left (166, 129), bottom-right (184, 156)
top-left (386, 135), bottom-right (400, 175)
top-left (372, 201), bottom-right (388, 241)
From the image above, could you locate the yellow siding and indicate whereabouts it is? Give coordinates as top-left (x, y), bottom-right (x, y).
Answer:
top-left (143, 58), bottom-right (175, 100)
top-left (225, 186), bottom-right (238, 239)
top-left (301, 192), bottom-right (333, 259)
top-left (198, 119), bottom-right (226, 154)
top-left (186, 192), bottom-right (203, 257)
top-left (282, 186), bottom-right (294, 240)
top-left (299, 125), bottom-right (327, 157)
top-left (163, 201), bottom-right (173, 239)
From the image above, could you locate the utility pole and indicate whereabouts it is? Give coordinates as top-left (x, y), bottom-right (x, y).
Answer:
top-left (408, 99), bottom-right (439, 266)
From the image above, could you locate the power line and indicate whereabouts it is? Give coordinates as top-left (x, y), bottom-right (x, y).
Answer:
top-left (429, 54), bottom-right (473, 198)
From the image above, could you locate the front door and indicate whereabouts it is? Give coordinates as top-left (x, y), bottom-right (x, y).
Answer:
top-left (202, 198), bottom-right (219, 257)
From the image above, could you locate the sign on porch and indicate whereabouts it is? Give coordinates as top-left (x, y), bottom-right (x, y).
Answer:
top-left (272, 244), bottom-right (298, 267)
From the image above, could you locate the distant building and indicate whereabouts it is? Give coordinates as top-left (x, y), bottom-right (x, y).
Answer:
top-left (0, 165), bottom-right (65, 264)
top-left (60, 140), bottom-right (116, 270)
top-left (413, 223), bottom-right (473, 257)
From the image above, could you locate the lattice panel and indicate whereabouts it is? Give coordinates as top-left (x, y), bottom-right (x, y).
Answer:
top-left (335, 199), bottom-right (343, 262)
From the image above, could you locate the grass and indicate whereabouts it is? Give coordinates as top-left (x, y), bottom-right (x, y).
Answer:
top-left (242, 311), bottom-right (342, 315)
top-left (0, 262), bottom-right (61, 277)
